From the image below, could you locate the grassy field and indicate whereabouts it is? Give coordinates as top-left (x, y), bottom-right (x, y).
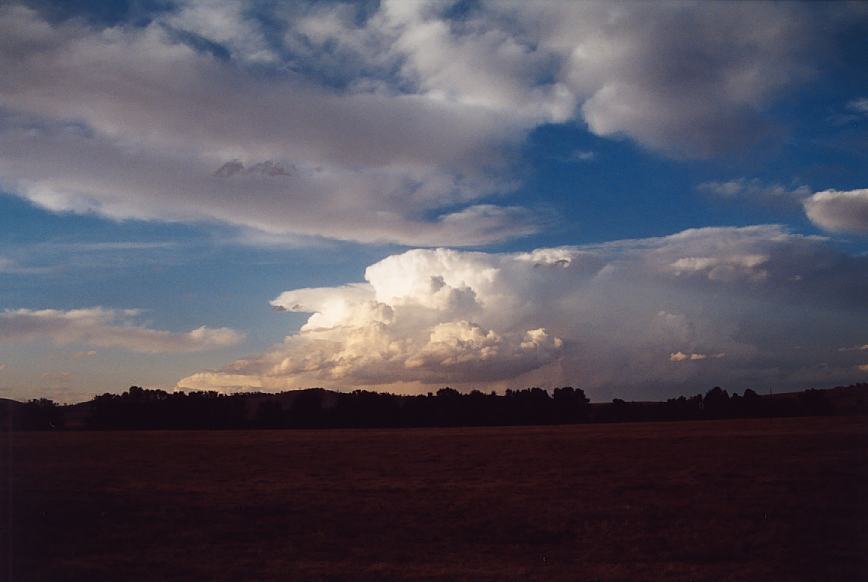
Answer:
top-left (4, 416), bottom-right (867, 581)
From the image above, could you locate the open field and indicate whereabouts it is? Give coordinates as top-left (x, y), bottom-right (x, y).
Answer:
top-left (4, 417), bottom-right (867, 581)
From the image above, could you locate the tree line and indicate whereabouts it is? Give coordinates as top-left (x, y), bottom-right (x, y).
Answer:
top-left (3, 382), bottom-right (863, 430)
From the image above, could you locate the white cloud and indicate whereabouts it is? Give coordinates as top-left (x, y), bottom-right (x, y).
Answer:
top-left (668, 254), bottom-right (770, 282)
top-left (0, 256), bottom-right (51, 275)
top-left (495, 1), bottom-right (822, 157)
top-left (164, 0), bottom-right (277, 64)
top-left (847, 97), bottom-right (868, 114)
top-left (290, 1), bottom-right (827, 157)
top-left (571, 150), bottom-right (596, 162)
top-left (405, 323), bottom-right (563, 380)
top-left (0, 4), bottom-right (532, 246)
top-left (839, 344), bottom-right (868, 352)
top-left (180, 225), bottom-right (868, 397)
top-left (0, 308), bottom-right (244, 353)
top-left (0, 2), bottom-right (852, 246)
top-left (804, 189), bottom-right (868, 234)
top-left (698, 179), bottom-right (810, 206)
top-left (670, 352), bottom-right (725, 362)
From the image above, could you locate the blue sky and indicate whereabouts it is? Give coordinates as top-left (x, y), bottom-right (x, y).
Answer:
top-left (1, 0), bottom-right (867, 402)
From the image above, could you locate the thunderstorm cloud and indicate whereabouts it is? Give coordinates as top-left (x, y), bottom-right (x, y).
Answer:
top-left (180, 226), bottom-right (868, 399)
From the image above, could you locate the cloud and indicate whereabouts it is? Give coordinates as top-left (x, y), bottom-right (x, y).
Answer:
top-left (839, 344), bottom-right (868, 352)
top-left (0, 2), bottom-right (854, 245)
top-left (571, 150), bottom-right (596, 162)
top-left (847, 97), bottom-right (868, 115)
top-left (0, 256), bottom-right (51, 275)
top-left (294, 1), bottom-right (827, 157)
top-left (667, 254), bottom-right (771, 282)
top-left (0, 308), bottom-right (244, 353)
top-left (164, 0), bottom-right (278, 64)
top-left (71, 350), bottom-right (98, 359)
top-left (0, 363), bottom-right (6, 371)
top-left (0, 4), bottom-right (532, 246)
top-left (529, 2), bottom-right (821, 158)
top-left (670, 352), bottom-right (726, 362)
top-left (180, 225), bottom-right (868, 397)
top-left (804, 189), bottom-right (868, 234)
top-left (827, 96), bottom-right (868, 125)
top-left (698, 179), bottom-right (810, 207)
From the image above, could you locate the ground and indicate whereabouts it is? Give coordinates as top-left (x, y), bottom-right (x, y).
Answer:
top-left (4, 416), bottom-right (867, 581)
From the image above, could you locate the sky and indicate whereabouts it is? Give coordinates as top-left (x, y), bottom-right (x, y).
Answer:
top-left (1, 0), bottom-right (867, 403)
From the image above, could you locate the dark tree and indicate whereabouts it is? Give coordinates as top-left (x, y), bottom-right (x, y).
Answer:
top-left (21, 398), bottom-right (65, 430)
top-left (553, 386), bottom-right (591, 423)
top-left (703, 386), bottom-right (731, 418)
top-left (289, 390), bottom-right (325, 427)
top-left (800, 389), bottom-right (833, 416)
top-left (255, 400), bottom-right (286, 428)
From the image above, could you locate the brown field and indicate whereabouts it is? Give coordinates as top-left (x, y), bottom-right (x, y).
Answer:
top-left (4, 416), bottom-right (868, 581)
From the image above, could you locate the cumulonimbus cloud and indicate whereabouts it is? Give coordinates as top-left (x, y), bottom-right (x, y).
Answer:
top-left (179, 225), bottom-right (868, 398)
top-left (0, 2), bottom-right (854, 245)
top-left (0, 308), bottom-right (244, 353)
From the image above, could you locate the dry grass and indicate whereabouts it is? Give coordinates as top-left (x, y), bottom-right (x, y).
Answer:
top-left (4, 416), bottom-right (867, 581)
